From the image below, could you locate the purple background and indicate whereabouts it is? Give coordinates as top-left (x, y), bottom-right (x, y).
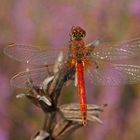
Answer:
top-left (1, 0), bottom-right (140, 139)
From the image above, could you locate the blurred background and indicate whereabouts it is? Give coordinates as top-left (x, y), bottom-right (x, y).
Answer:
top-left (1, 0), bottom-right (140, 139)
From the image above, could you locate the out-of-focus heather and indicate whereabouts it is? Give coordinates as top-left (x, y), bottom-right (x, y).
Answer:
top-left (1, 0), bottom-right (140, 140)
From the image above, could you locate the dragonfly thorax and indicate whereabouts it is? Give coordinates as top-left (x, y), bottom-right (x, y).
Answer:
top-left (70, 39), bottom-right (87, 64)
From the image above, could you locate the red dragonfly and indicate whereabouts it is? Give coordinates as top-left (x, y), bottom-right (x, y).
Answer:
top-left (4, 26), bottom-right (140, 126)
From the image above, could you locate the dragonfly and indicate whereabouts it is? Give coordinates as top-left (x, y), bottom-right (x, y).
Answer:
top-left (4, 26), bottom-right (140, 126)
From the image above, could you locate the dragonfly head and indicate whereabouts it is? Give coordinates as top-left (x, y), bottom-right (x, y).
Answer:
top-left (70, 26), bottom-right (86, 40)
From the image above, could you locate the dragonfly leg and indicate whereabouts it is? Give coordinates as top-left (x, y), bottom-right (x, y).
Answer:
top-left (74, 71), bottom-right (77, 87)
top-left (94, 60), bottom-right (99, 69)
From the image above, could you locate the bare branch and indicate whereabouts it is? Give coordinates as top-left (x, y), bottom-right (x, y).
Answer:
top-left (15, 55), bottom-right (106, 140)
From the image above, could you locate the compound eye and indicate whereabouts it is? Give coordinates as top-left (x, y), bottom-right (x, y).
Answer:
top-left (70, 26), bottom-right (86, 39)
top-left (72, 33), bottom-right (76, 38)
top-left (80, 32), bottom-right (84, 37)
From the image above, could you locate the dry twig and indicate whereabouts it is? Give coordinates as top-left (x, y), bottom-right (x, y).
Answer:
top-left (16, 50), bottom-right (106, 140)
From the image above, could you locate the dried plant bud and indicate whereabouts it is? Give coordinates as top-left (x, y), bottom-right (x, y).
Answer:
top-left (31, 130), bottom-right (50, 140)
top-left (38, 95), bottom-right (52, 106)
top-left (41, 76), bottom-right (54, 91)
top-left (53, 51), bottom-right (64, 74)
top-left (16, 91), bottom-right (53, 111)
top-left (53, 120), bottom-right (81, 140)
top-left (59, 103), bottom-right (106, 124)
top-left (16, 93), bottom-right (27, 98)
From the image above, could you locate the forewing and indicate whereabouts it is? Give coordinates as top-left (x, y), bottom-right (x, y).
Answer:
top-left (86, 64), bottom-right (140, 86)
top-left (87, 38), bottom-right (140, 62)
top-left (28, 48), bottom-right (67, 65)
top-left (4, 43), bottom-right (67, 65)
top-left (4, 43), bottom-right (42, 62)
top-left (120, 38), bottom-right (140, 53)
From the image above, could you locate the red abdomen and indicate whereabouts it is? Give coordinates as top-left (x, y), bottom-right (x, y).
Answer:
top-left (77, 62), bottom-right (87, 126)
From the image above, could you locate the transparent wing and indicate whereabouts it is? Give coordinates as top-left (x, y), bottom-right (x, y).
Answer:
top-left (4, 43), bottom-right (67, 65)
top-left (87, 38), bottom-right (140, 62)
top-left (120, 38), bottom-right (140, 53)
top-left (86, 64), bottom-right (140, 86)
top-left (28, 49), bottom-right (67, 65)
top-left (92, 47), bottom-right (135, 62)
top-left (10, 67), bottom-right (52, 89)
top-left (4, 43), bottom-right (42, 62)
